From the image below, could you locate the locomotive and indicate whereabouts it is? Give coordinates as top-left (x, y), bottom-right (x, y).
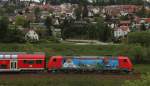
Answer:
top-left (0, 52), bottom-right (133, 73)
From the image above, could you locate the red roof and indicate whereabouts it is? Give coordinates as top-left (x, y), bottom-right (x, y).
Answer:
top-left (144, 18), bottom-right (150, 23)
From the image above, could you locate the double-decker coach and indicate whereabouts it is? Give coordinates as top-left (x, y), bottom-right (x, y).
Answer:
top-left (0, 52), bottom-right (45, 72)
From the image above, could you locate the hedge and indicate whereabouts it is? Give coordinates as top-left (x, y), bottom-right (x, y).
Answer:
top-left (128, 31), bottom-right (150, 46)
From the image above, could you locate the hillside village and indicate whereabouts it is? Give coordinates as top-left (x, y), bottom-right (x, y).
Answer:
top-left (0, 0), bottom-right (150, 43)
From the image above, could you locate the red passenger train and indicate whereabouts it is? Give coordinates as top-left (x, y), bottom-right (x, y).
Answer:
top-left (0, 53), bottom-right (133, 73)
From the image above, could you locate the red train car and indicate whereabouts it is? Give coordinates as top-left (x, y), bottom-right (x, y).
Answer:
top-left (0, 54), bottom-right (45, 72)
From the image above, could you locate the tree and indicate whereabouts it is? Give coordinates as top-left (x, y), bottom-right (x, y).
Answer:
top-left (119, 15), bottom-right (129, 21)
top-left (95, 17), bottom-right (112, 42)
top-left (136, 6), bottom-right (146, 18)
top-left (15, 16), bottom-right (29, 28)
top-left (44, 16), bottom-right (52, 36)
top-left (4, 29), bottom-right (25, 43)
top-left (140, 23), bottom-right (146, 31)
top-left (4, 5), bottom-right (16, 14)
top-left (82, 5), bottom-right (89, 18)
top-left (0, 16), bottom-right (9, 41)
top-left (74, 5), bottom-right (82, 20)
top-left (34, 7), bottom-right (41, 22)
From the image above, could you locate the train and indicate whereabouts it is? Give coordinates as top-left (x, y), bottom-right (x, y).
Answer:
top-left (0, 52), bottom-right (133, 73)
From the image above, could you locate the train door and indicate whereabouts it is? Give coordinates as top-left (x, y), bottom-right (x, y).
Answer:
top-left (10, 60), bottom-right (17, 70)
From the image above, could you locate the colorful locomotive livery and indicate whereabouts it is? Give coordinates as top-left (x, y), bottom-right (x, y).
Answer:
top-left (0, 52), bottom-right (133, 73)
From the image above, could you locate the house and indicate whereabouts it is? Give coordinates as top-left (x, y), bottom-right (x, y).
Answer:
top-left (25, 29), bottom-right (39, 41)
top-left (103, 5), bottom-right (139, 16)
top-left (119, 20), bottom-right (131, 26)
top-left (114, 26), bottom-right (130, 38)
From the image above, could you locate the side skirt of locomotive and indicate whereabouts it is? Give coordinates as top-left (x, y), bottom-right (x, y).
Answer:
top-left (48, 68), bottom-right (131, 74)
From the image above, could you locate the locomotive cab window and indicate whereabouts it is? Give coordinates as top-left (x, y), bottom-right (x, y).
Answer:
top-left (123, 59), bottom-right (127, 63)
top-left (36, 60), bottom-right (42, 64)
top-left (53, 58), bottom-right (57, 62)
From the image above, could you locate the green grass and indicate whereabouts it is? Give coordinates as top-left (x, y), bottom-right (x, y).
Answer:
top-left (134, 64), bottom-right (150, 74)
top-left (0, 43), bottom-right (149, 63)
top-left (0, 75), bottom-right (124, 86)
top-left (0, 43), bottom-right (145, 55)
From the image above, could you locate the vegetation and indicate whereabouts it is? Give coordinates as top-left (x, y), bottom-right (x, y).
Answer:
top-left (123, 73), bottom-right (150, 86)
top-left (43, 0), bottom-right (143, 5)
top-left (0, 16), bottom-right (9, 41)
top-left (15, 16), bottom-right (30, 28)
top-left (0, 43), bottom-right (149, 63)
top-left (44, 16), bottom-right (52, 36)
top-left (128, 31), bottom-right (150, 46)
top-left (62, 17), bottom-right (112, 42)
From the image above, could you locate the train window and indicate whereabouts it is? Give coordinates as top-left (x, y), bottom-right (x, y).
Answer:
top-left (23, 60), bottom-right (34, 64)
top-left (0, 64), bottom-right (7, 69)
top-left (36, 60), bottom-right (42, 64)
top-left (53, 58), bottom-right (57, 62)
top-left (23, 60), bottom-right (28, 64)
top-left (28, 60), bottom-right (34, 64)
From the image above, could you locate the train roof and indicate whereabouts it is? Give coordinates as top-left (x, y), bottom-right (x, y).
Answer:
top-left (0, 54), bottom-right (45, 59)
top-left (18, 54), bottom-right (45, 59)
top-left (51, 56), bottom-right (130, 60)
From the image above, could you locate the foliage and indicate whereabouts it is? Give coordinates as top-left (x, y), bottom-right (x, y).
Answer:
top-left (62, 17), bottom-right (112, 42)
top-left (47, 0), bottom-right (143, 5)
top-left (3, 4), bottom-right (16, 14)
top-left (128, 31), bottom-right (150, 46)
top-left (140, 23), bottom-right (146, 31)
top-left (34, 7), bottom-right (41, 22)
top-left (44, 16), bottom-right (52, 36)
top-left (74, 5), bottom-right (82, 20)
top-left (3, 29), bottom-right (26, 43)
top-left (82, 5), bottom-right (89, 18)
top-left (15, 16), bottom-right (29, 28)
top-left (119, 15), bottom-right (129, 21)
top-left (0, 16), bottom-right (26, 43)
top-left (0, 8), bottom-right (5, 16)
top-left (0, 16), bottom-right (9, 41)
top-left (95, 17), bottom-right (112, 42)
top-left (122, 73), bottom-right (150, 86)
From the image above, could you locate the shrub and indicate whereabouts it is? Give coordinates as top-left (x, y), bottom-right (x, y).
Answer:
top-left (122, 73), bottom-right (150, 86)
top-left (128, 31), bottom-right (150, 46)
top-left (3, 29), bottom-right (26, 43)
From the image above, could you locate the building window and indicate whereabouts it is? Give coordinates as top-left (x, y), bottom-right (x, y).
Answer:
top-left (36, 60), bottom-right (42, 64)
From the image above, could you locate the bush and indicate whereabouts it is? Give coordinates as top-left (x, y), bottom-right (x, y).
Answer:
top-left (3, 29), bottom-right (26, 43)
top-left (128, 31), bottom-right (150, 46)
top-left (122, 73), bottom-right (150, 86)
top-left (128, 45), bottom-right (147, 63)
top-left (0, 16), bottom-right (9, 41)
